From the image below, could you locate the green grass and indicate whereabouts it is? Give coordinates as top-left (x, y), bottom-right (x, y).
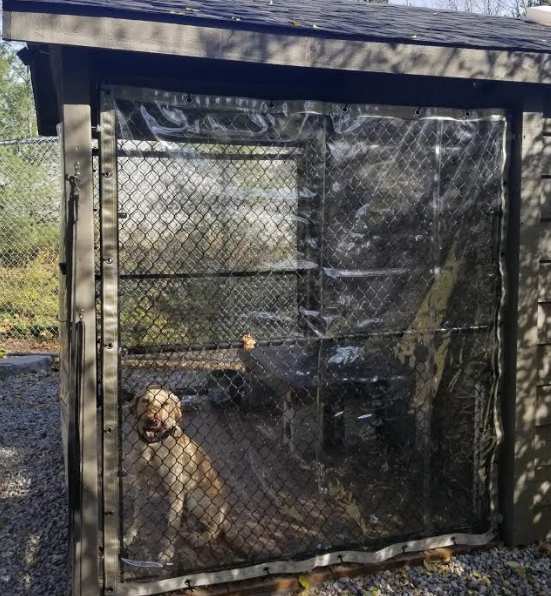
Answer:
top-left (0, 251), bottom-right (58, 341)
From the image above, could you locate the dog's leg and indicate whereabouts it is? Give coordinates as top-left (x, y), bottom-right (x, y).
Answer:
top-left (125, 445), bottom-right (149, 548)
top-left (126, 480), bottom-right (146, 547)
top-left (158, 489), bottom-right (185, 564)
top-left (184, 489), bottom-right (226, 547)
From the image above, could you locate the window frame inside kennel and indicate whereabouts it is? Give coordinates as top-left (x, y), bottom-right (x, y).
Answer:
top-left (98, 84), bottom-right (507, 595)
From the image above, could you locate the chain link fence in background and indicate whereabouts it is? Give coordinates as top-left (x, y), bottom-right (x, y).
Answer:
top-left (0, 137), bottom-right (61, 352)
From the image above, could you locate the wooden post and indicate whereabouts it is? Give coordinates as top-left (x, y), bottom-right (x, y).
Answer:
top-left (57, 122), bottom-right (70, 488)
top-left (532, 113), bottom-right (551, 541)
top-left (61, 48), bottom-right (100, 596)
top-left (501, 112), bottom-right (543, 545)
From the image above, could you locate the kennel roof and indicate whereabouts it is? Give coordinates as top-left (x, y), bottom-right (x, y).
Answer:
top-left (4, 0), bottom-right (551, 136)
top-left (5, 0), bottom-right (551, 53)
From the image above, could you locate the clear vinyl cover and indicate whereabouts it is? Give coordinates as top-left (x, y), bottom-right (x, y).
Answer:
top-left (101, 86), bottom-right (507, 581)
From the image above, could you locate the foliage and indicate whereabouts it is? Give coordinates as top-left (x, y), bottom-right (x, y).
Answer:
top-left (0, 140), bottom-right (60, 344)
top-left (0, 39), bottom-right (56, 347)
top-left (0, 251), bottom-right (58, 340)
top-left (0, 42), bottom-right (36, 139)
top-left (0, 141), bottom-right (60, 266)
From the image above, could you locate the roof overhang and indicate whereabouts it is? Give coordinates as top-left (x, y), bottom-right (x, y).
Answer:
top-left (17, 44), bottom-right (60, 136)
top-left (3, 9), bottom-right (551, 85)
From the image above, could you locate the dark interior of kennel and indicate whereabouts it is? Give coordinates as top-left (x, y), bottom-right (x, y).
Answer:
top-left (94, 87), bottom-right (506, 580)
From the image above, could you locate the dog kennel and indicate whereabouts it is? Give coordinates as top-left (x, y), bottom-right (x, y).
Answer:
top-left (4, 1), bottom-right (551, 595)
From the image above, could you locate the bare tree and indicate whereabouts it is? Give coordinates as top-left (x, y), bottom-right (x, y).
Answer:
top-left (431, 0), bottom-right (539, 16)
top-left (509, 0), bottom-right (540, 18)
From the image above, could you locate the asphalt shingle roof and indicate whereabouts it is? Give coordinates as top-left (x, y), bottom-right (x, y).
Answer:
top-left (6, 0), bottom-right (551, 53)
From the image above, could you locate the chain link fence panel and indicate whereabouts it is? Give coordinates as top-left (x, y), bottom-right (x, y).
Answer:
top-left (0, 137), bottom-right (61, 352)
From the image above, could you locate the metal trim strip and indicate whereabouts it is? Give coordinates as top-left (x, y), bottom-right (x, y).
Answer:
top-left (106, 84), bottom-right (507, 122)
top-left (100, 89), bottom-right (122, 593)
top-left (118, 531), bottom-right (495, 595)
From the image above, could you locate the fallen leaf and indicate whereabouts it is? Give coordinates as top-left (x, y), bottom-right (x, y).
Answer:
top-left (424, 547), bottom-right (453, 564)
top-left (298, 575), bottom-right (311, 590)
top-left (505, 561), bottom-right (526, 577)
top-left (423, 560), bottom-right (438, 573)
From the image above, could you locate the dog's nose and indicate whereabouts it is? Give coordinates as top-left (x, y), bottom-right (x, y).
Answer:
top-left (144, 415), bottom-right (162, 429)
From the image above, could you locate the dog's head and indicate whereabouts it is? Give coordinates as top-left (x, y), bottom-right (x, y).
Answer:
top-left (133, 386), bottom-right (182, 444)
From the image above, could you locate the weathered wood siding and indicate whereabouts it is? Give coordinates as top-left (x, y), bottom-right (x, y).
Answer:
top-left (509, 111), bottom-right (551, 544)
top-left (534, 113), bottom-right (551, 534)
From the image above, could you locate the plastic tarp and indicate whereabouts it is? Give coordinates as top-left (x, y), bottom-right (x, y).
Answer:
top-left (104, 86), bottom-right (507, 580)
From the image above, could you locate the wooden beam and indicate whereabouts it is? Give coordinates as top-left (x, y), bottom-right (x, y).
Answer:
top-left (3, 9), bottom-right (549, 84)
top-left (61, 48), bottom-right (100, 596)
top-left (509, 112), bottom-right (545, 545)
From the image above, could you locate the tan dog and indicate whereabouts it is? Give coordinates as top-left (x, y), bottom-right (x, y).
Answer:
top-left (127, 385), bottom-right (228, 562)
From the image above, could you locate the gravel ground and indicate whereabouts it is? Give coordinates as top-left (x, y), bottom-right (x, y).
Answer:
top-left (0, 369), bottom-right (67, 596)
top-left (311, 545), bottom-right (551, 595)
top-left (1, 368), bottom-right (551, 596)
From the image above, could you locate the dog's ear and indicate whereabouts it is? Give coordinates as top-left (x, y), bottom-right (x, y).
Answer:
top-left (121, 388), bottom-right (140, 416)
top-left (123, 390), bottom-right (140, 417)
top-left (170, 393), bottom-right (183, 422)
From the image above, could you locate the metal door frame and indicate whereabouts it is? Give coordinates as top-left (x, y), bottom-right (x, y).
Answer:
top-left (100, 89), bottom-right (122, 594)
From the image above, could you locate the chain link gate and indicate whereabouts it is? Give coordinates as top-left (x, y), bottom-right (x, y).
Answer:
top-left (99, 86), bottom-right (507, 593)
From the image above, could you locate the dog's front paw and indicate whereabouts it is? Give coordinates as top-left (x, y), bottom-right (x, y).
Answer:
top-left (187, 530), bottom-right (212, 548)
top-left (158, 542), bottom-right (176, 566)
top-left (125, 525), bottom-right (139, 547)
